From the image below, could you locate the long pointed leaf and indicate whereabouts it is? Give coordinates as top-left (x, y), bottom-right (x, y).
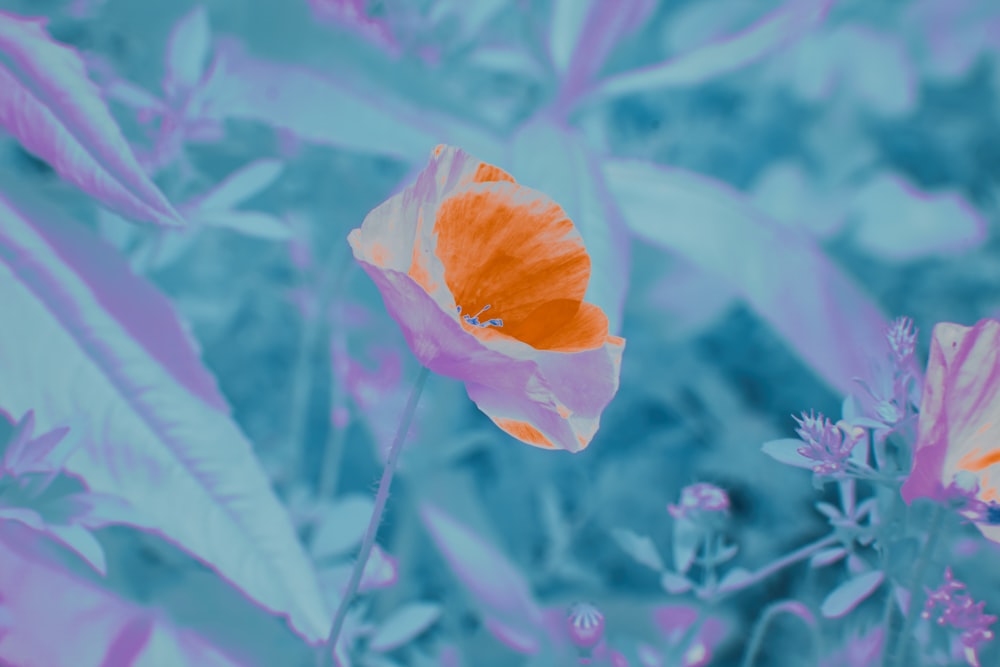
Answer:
top-left (0, 190), bottom-right (328, 641)
top-left (604, 159), bottom-right (888, 394)
top-left (0, 11), bottom-right (182, 227)
top-left (586, 0), bottom-right (833, 104)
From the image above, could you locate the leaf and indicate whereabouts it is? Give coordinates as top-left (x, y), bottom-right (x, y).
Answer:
top-left (310, 495), bottom-right (375, 561)
top-left (661, 571), bottom-right (694, 594)
top-left (672, 517), bottom-right (702, 575)
top-left (717, 567), bottom-right (753, 593)
top-left (547, 0), bottom-right (656, 86)
top-left (810, 547), bottom-right (848, 568)
top-left (0, 190), bottom-right (328, 641)
top-left (368, 602), bottom-right (442, 653)
top-left (786, 25), bottom-right (916, 117)
top-left (44, 522), bottom-right (106, 575)
top-left (193, 212), bottom-right (292, 240)
top-left (612, 528), bottom-right (665, 571)
top-left (845, 172), bottom-right (987, 261)
top-left (603, 159), bottom-right (889, 395)
top-left (761, 439), bottom-right (814, 469)
top-left (509, 120), bottom-right (630, 333)
top-left (419, 502), bottom-right (543, 654)
top-left (164, 7), bottom-right (211, 98)
top-left (587, 0), bottom-right (833, 102)
top-left (212, 40), bottom-right (437, 161)
top-left (0, 11), bottom-right (183, 227)
top-left (0, 523), bottom-right (245, 667)
top-left (821, 570), bottom-right (884, 619)
top-left (184, 160), bottom-right (285, 212)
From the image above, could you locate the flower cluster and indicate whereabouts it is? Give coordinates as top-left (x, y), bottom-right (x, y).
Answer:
top-left (793, 411), bottom-right (864, 475)
top-left (922, 568), bottom-right (997, 664)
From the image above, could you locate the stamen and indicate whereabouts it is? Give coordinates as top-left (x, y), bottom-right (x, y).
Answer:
top-left (456, 304), bottom-right (503, 328)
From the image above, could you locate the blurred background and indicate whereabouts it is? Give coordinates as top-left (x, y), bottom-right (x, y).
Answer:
top-left (1, 0), bottom-right (999, 665)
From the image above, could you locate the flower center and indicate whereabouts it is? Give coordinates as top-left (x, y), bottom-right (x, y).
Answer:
top-left (456, 304), bottom-right (503, 328)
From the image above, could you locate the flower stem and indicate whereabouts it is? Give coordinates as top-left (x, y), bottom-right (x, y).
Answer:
top-left (740, 600), bottom-right (819, 667)
top-left (318, 366), bottom-right (431, 667)
top-left (714, 534), bottom-right (839, 601)
top-left (886, 504), bottom-right (945, 667)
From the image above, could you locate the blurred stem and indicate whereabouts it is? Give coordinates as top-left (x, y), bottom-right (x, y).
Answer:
top-left (287, 253), bottom-right (352, 484)
top-left (740, 600), bottom-right (819, 667)
top-left (318, 305), bottom-right (348, 499)
top-left (886, 504), bottom-right (945, 667)
top-left (714, 534), bottom-right (839, 601)
top-left (318, 366), bottom-right (430, 667)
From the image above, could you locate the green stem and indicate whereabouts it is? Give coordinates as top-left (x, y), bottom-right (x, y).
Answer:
top-left (317, 366), bottom-right (431, 667)
top-left (887, 505), bottom-right (945, 667)
top-left (740, 600), bottom-right (819, 667)
top-left (713, 534), bottom-right (839, 602)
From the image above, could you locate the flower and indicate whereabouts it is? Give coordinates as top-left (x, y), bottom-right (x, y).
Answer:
top-left (900, 319), bottom-right (1000, 543)
top-left (792, 411), bottom-right (864, 475)
top-left (922, 568), bottom-right (996, 666)
top-left (348, 145), bottom-right (624, 452)
top-left (667, 483), bottom-right (730, 520)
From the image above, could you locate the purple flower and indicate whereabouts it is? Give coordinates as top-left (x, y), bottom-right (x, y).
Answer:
top-left (668, 483), bottom-right (730, 520)
top-left (886, 316), bottom-right (917, 364)
top-left (793, 411), bottom-right (864, 475)
top-left (922, 568), bottom-right (996, 665)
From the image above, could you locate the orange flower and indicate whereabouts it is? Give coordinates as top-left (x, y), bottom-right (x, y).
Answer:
top-left (347, 145), bottom-right (624, 452)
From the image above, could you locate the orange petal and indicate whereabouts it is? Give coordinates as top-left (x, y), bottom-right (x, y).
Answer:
top-left (491, 418), bottom-right (556, 449)
top-left (432, 183), bottom-right (594, 349)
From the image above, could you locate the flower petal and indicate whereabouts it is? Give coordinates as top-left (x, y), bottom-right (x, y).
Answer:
top-left (353, 262), bottom-right (621, 451)
top-left (902, 320), bottom-right (1000, 512)
top-left (434, 183), bottom-right (595, 350)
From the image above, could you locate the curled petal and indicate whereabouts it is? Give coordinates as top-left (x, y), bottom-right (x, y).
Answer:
top-left (902, 319), bottom-right (1000, 540)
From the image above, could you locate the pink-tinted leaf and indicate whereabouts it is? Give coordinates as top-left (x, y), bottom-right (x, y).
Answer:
top-left (820, 570), bottom-right (884, 619)
top-left (509, 119), bottom-right (629, 333)
top-left (0, 11), bottom-right (182, 227)
top-left (0, 192), bottom-right (328, 640)
top-left (164, 7), bottom-right (211, 99)
top-left (548, 0), bottom-right (656, 97)
top-left (420, 502), bottom-right (543, 654)
top-left (604, 159), bottom-right (889, 395)
top-left (588, 0), bottom-right (833, 103)
top-left (1, 411), bottom-right (77, 478)
top-left (0, 507), bottom-right (44, 531)
top-left (368, 602), bottom-right (442, 653)
top-left (0, 523), bottom-right (245, 667)
top-left (846, 172), bottom-right (987, 261)
top-left (211, 40), bottom-right (436, 161)
top-left (761, 438), bottom-right (815, 469)
top-left (44, 522), bottom-right (106, 575)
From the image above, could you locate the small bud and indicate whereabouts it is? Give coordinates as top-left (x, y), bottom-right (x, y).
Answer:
top-left (567, 602), bottom-right (605, 649)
